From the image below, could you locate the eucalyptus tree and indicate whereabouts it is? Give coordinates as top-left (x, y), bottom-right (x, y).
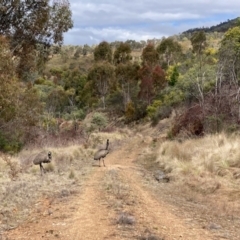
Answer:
top-left (0, 0), bottom-right (73, 78)
top-left (139, 43), bottom-right (166, 105)
top-left (156, 37), bottom-right (182, 69)
top-left (141, 43), bottom-right (159, 67)
top-left (190, 31), bottom-right (207, 55)
top-left (94, 41), bottom-right (113, 63)
top-left (188, 31), bottom-right (209, 109)
top-left (219, 26), bottom-right (240, 86)
top-left (113, 42), bottom-right (139, 111)
top-left (88, 62), bottom-right (115, 109)
top-left (88, 41), bottom-right (115, 109)
top-left (82, 44), bottom-right (92, 56)
top-left (138, 63), bottom-right (166, 105)
top-left (113, 42), bottom-right (132, 65)
top-left (0, 36), bottom-right (43, 150)
top-left (115, 62), bottom-right (139, 111)
top-left (216, 26), bottom-right (240, 123)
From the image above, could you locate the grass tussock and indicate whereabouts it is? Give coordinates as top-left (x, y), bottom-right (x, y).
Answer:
top-left (104, 169), bottom-right (130, 201)
top-left (87, 130), bottom-right (128, 150)
top-left (138, 228), bottom-right (164, 240)
top-left (0, 154), bottom-right (22, 180)
top-left (116, 212), bottom-right (135, 225)
top-left (68, 169), bottom-right (75, 179)
top-left (156, 133), bottom-right (240, 177)
top-left (152, 133), bottom-right (240, 193)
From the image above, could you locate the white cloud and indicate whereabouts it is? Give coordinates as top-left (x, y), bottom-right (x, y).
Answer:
top-left (140, 12), bottom-right (200, 21)
top-left (64, 0), bottom-right (240, 45)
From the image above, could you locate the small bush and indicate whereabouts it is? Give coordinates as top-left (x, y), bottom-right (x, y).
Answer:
top-left (41, 115), bottom-right (58, 133)
top-left (0, 132), bottom-right (23, 154)
top-left (226, 124), bottom-right (239, 133)
top-left (63, 109), bottom-right (86, 121)
top-left (2, 155), bottom-right (21, 180)
top-left (138, 234), bottom-right (163, 240)
top-left (116, 212), bottom-right (135, 225)
top-left (151, 105), bottom-right (172, 126)
top-left (69, 62), bottom-right (78, 69)
top-left (147, 100), bottom-right (162, 118)
top-left (205, 115), bottom-right (223, 133)
top-left (125, 102), bottom-right (136, 122)
top-left (172, 105), bottom-right (204, 137)
top-left (69, 169), bottom-right (75, 179)
top-left (91, 112), bottom-right (108, 129)
top-left (34, 77), bottom-right (45, 85)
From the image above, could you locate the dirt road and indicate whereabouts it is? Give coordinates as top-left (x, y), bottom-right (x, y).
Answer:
top-left (4, 138), bottom-right (218, 240)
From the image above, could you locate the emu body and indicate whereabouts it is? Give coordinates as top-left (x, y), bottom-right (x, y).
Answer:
top-left (33, 151), bottom-right (52, 175)
top-left (94, 139), bottom-right (109, 167)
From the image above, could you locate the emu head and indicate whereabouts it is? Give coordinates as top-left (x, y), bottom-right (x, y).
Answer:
top-left (43, 151), bottom-right (52, 163)
top-left (48, 151), bottom-right (52, 160)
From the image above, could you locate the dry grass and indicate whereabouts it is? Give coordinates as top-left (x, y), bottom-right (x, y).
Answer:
top-left (136, 131), bottom-right (240, 236)
top-left (137, 132), bottom-right (240, 221)
top-left (155, 133), bottom-right (240, 183)
top-left (104, 169), bottom-right (130, 203)
top-left (0, 129), bottom-right (128, 233)
top-left (0, 172), bottom-right (83, 231)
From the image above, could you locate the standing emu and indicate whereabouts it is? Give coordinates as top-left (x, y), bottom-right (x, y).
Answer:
top-left (33, 151), bottom-right (52, 175)
top-left (94, 139), bottom-right (109, 167)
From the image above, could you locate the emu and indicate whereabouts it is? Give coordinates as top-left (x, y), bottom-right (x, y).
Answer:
top-left (33, 151), bottom-right (52, 175)
top-left (94, 139), bottom-right (109, 167)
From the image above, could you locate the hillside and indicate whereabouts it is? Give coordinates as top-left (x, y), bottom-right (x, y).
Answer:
top-left (1, 13), bottom-right (240, 156)
top-left (183, 17), bottom-right (239, 34)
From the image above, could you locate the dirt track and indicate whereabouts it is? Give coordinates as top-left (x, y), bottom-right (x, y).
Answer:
top-left (4, 139), bottom-right (219, 240)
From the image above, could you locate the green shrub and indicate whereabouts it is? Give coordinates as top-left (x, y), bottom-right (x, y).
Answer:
top-left (63, 109), bottom-right (86, 121)
top-left (35, 78), bottom-right (54, 86)
top-left (147, 100), bottom-right (162, 118)
top-left (91, 112), bottom-right (108, 129)
top-left (34, 77), bottom-right (45, 85)
top-left (69, 169), bottom-right (75, 179)
top-left (0, 132), bottom-right (23, 153)
top-left (151, 105), bottom-right (172, 126)
top-left (226, 124), bottom-right (239, 133)
top-left (125, 102), bottom-right (136, 122)
top-left (41, 115), bottom-right (58, 133)
top-left (205, 115), bottom-right (223, 133)
top-left (0, 132), bottom-right (7, 150)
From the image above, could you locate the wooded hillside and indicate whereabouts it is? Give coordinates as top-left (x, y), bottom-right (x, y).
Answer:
top-left (183, 17), bottom-right (239, 34)
top-left (1, 6), bottom-right (240, 152)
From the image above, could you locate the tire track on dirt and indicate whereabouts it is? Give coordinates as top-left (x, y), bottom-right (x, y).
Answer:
top-left (113, 165), bottom-right (216, 240)
top-left (107, 139), bottom-right (216, 239)
top-left (63, 166), bottom-right (123, 240)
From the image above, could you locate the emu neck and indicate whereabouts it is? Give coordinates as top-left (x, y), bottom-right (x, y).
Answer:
top-left (106, 140), bottom-right (109, 150)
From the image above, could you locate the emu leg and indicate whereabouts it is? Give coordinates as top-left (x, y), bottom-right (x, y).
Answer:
top-left (102, 158), bottom-right (105, 167)
top-left (99, 159), bottom-right (101, 167)
top-left (40, 163), bottom-right (46, 175)
top-left (39, 164), bottom-right (43, 176)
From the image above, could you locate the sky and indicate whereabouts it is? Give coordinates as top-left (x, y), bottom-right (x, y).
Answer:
top-left (63, 0), bottom-right (240, 46)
